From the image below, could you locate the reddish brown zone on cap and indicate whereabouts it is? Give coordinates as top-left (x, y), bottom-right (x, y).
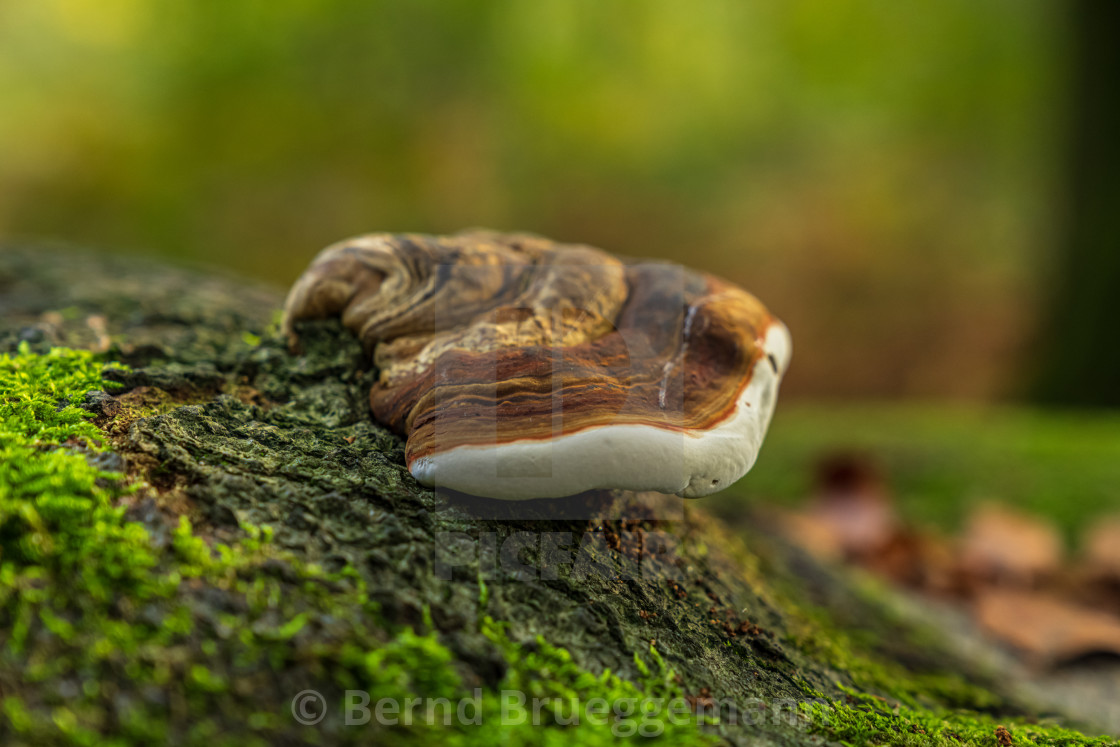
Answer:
top-left (368, 265), bottom-right (776, 466)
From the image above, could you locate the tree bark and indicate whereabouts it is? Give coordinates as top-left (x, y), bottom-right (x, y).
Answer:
top-left (1032, 0), bottom-right (1120, 406)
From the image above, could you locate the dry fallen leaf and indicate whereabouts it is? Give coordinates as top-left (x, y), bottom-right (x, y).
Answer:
top-left (774, 454), bottom-right (1120, 670)
top-left (777, 511), bottom-right (847, 561)
top-left (1083, 515), bottom-right (1120, 580)
top-left (975, 588), bottom-right (1120, 665)
top-left (960, 503), bottom-right (1063, 585)
top-left (807, 453), bottom-right (898, 556)
top-left (861, 529), bottom-right (964, 593)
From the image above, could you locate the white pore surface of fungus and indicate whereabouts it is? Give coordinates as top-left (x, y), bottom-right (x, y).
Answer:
top-left (410, 321), bottom-right (792, 500)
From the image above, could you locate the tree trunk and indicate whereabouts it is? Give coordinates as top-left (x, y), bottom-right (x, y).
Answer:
top-left (1032, 0), bottom-right (1120, 406)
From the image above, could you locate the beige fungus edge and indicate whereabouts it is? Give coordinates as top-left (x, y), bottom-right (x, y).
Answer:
top-left (409, 321), bottom-right (792, 500)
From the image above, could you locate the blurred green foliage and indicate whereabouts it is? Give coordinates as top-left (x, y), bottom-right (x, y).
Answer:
top-left (0, 0), bottom-right (1064, 398)
top-left (719, 403), bottom-right (1120, 544)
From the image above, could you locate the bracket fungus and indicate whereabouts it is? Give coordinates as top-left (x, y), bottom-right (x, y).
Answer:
top-left (282, 231), bottom-right (791, 500)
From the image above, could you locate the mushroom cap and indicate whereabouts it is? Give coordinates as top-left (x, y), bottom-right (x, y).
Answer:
top-left (283, 230), bottom-right (791, 500)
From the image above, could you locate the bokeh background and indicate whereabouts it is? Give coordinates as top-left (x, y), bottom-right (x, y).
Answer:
top-left (0, 0), bottom-right (1076, 401)
top-left (3, 0), bottom-right (1118, 535)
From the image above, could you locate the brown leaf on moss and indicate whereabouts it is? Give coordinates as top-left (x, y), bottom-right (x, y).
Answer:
top-left (975, 588), bottom-right (1120, 665)
top-left (780, 452), bottom-right (898, 561)
top-left (777, 511), bottom-right (847, 561)
top-left (812, 453), bottom-right (898, 552)
top-left (960, 503), bottom-right (1063, 585)
top-left (1083, 515), bottom-right (1120, 580)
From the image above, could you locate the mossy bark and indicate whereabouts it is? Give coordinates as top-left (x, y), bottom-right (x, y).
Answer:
top-left (0, 245), bottom-right (1107, 746)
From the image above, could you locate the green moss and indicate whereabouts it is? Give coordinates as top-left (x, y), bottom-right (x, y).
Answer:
top-left (782, 573), bottom-right (1003, 717)
top-left (807, 690), bottom-right (1117, 747)
top-left (0, 344), bottom-right (132, 567)
top-left (793, 606), bottom-right (1012, 720)
top-left (475, 618), bottom-right (715, 745)
top-left (0, 344), bottom-right (718, 745)
top-left (758, 561), bottom-right (1118, 745)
